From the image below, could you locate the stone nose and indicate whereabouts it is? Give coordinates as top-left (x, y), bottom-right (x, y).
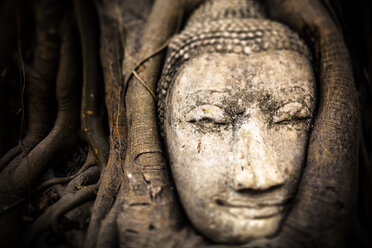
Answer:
top-left (231, 120), bottom-right (285, 192)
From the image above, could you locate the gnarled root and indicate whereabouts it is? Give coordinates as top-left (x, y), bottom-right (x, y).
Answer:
top-left (95, 184), bottom-right (124, 248)
top-left (0, 10), bottom-right (80, 192)
top-left (11, 12), bottom-right (81, 191)
top-left (83, 150), bottom-right (122, 248)
top-left (82, 0), bottom-right (129, 246)
top-left (36, 148), bottom-right (97, 193)
top-left (26, 184), bottom-right (98, 245)
top-left (0, 8), bottom-right (81, 248)
top-left (75, 0), bottom-right (109, 171)
top-left (0, 0), bottom-right (63, 175)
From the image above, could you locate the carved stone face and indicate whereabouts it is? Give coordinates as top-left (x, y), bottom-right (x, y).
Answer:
top-left (164, 50), bottom-right (316, 243)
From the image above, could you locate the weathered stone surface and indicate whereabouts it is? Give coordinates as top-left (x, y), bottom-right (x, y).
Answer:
top-left (164, 51), bottom-right (315, 243)
top-left (156, 0), bottom-right (318, 244)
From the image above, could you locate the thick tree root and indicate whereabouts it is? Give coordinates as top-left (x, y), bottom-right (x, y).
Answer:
top-left (0, 150), bottom-right (96, 217)
top-left (0, 0), bottom-right (64, 176)
top-left (36, 149), bottom-right (97, 193)
top-left (0, 14), bottom-right (80, 192)
top-left (84, 154), bottom-right (122, 248)
top-left (63, 166), bottom-right (100, 197)
top-left (82, 1), bottom-right (130, 247)
top-left (10, 13), bottom-right (81, 191)
top-left (95, 183), bottom-right (124, 248)
top-left (0, 3), bottom-right (65, 247)
top-left (0, 9), bottom-right (81, 248)
top-left (116, 0), bottom-right (188, 246)
top-left (75, 0), bottom-right (109, 170)
top-left (0, 0), bottom-right (63, 184)
top-left (26, 185), bottom-right (98, 245)
top-left (0, 145), bottom-right (22, 172)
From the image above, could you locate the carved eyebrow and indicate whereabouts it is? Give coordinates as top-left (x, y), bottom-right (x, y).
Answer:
top-left (278, 87), bottom-right (315, 98)
top-left (183, 90), bottom-right (230, 111)
top-left (273, 88), bottom-right (315, 106)
top-left (182, 88), bottom-right (315, 114)
top-left (184, 89), bottom-right (228, 100)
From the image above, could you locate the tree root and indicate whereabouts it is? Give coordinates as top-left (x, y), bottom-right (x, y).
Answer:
top-left (9, 12), bottom-right (81, 191)
top-left (37, 149), bottom-right (97, 193)
top-left (95, 183), bottom-right (124, 248)
top-left (0, 4), bottom-right (70, 247)
top-left (75, 0), bottom-right (109, 170)
top-left (0, 0), bottom-right (63, 186)
top-left (84, 155), bottom-right (122, 248)
top-left (116, 0), bottom-right (187, 246)
top-left (26, 185), bottom-right (98, 245)
top-left (0, 145), bottom-right (22, 172)
top-left (0, 150), bottom-right (96, 217)
top-left (63, 166), bottom-right (100, 197)
top-left (82, 1), bottom-right (130, 247)
top-left (20, 0), bottom-right (63, 145)
top-left (0, 0), bottom-right (64, 169)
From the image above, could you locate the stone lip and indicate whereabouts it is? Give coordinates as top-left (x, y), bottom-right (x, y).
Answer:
top-left (213, 194), bottom-right (291, 219)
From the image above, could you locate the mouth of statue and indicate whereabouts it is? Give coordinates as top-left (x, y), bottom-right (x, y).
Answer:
top-left (214, 197), bottom-right (291, 219)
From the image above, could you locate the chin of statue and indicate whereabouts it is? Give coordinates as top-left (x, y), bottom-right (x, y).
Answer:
top-left (193, 203), bottom-right (285, 244)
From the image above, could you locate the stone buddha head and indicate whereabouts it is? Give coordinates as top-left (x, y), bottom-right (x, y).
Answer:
top-left (157, 0), bottom-right (316, 244)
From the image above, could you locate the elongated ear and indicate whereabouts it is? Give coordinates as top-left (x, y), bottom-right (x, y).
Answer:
top-left (265, 0), bottom-right (359, 246)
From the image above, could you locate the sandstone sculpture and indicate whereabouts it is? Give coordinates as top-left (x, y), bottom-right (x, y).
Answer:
top-left (156, 0), bottom-right (357, 245)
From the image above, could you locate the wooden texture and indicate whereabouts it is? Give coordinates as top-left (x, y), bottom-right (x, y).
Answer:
top-left (262, 0), bottom-right (359, 247)
top-left (118, 0), bottom-right (186, 246)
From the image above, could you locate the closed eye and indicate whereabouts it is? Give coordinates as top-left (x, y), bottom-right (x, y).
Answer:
top-left (273, 102), bottom-right (312, 124)
top-left (185, 105), bottom-right (230, 124)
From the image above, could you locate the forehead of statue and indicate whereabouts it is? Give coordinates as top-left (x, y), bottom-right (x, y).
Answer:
top-left (171, 51), bottom-right (315, 103)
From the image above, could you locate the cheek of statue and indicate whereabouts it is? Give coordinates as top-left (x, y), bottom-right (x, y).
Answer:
top-left (164, 51), bottom-right (316, 243)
